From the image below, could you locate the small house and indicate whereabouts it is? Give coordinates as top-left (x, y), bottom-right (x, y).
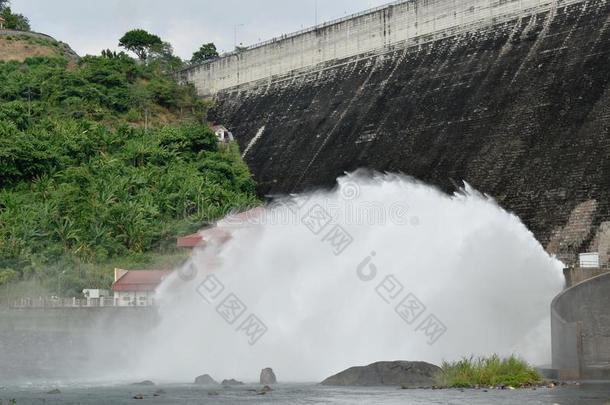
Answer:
top-left (82, 289), bottom-right (110, 306)
top-left (177, 227), bottom-right (232, 249)
top-left (0, 16), bottom-right (5, 30)
top-left (111, 268), bottom-right (171, 307)
top-left (210, 124), bottom-right (234, 143)
top-left (177, 208), bottom-right (265, 249)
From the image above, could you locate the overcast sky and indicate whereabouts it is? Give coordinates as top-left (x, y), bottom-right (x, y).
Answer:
top-left (11, 0), bottom-right (391, 59)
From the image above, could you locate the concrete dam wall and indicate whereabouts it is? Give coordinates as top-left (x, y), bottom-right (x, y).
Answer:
top-left (182, 0), bottom-right (583, 96)
top-left (201, 0), bottom-right (610, 263)
top-left (552, 272), bottom-right (610, 379)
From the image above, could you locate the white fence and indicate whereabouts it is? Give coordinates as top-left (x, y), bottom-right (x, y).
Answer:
top-left (10, 296), bottom-right (158, 309)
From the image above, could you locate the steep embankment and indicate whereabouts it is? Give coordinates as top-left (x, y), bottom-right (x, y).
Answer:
top-left (0, 49), bottom-right (257, 295)
top-left (0, 30), bottom-right (79, 63)
top-left (212, 0), bottom-right (610, 263)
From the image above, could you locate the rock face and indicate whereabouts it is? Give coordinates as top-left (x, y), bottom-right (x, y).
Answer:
top-left (221, 379), bottom-right (244, 386)
top-left (321, 361), bottom-right (440, 387)
top-left (259, 368), bottom-right (277, 385)
top-left (194, 374), bottom-right (218, 385)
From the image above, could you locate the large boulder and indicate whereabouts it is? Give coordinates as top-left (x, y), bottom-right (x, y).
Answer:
top-left (221, 379), bottom-right (244, 386)
top-left (194, 374), bottom-right (218, 385)
top-left (321, 361), bottom-right (440, 387)
top-left (259, 368), bottom-right (277, 384)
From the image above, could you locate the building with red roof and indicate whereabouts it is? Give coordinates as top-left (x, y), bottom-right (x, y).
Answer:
top-left (111, 269), bottom-right (171, 307)
top-left (177, 233), bottom-right (204, 248)
top-left (209, 123), bottom-right (234, 143)
top-left (176, 226), bottom-right (236, 249)
top-left (177, 208), bottom-right (265, 250)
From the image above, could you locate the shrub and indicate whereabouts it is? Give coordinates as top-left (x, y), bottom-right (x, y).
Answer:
top-left (0, 53), bottom-right (259, 294)
top-left (436, 355), bottom-right (543, 388)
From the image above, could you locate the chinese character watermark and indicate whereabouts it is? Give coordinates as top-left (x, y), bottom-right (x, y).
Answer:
top-left (355, 254), bottom-right (447, 345)
top-left (196, 274), bottom-right (268, 346)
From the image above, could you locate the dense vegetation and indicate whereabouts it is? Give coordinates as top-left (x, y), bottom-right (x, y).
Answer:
top-left (436, 355), bottom-right (543, 388)
top-left (0, 0), bottom-right (30, 31)
top-left (191, 43), bottom-right (219, 64)
top-left (0, 45), bottom-right (258, 296)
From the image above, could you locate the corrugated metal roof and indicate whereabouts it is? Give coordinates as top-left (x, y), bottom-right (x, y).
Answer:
top-left (177, 227), bottom-right (235, 248)
top-left (177, 233), bottom-right (204, 248)
top-left (111, 270), bottom-right (171, 292)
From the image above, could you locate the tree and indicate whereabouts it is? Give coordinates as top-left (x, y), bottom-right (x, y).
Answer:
top-left (1, 7), bottom-right (30, 31)
top-left (0, 0), bottom-right (9, 11)
top-left (118, 29), bottom-right (163, 61)
top-left (149, 41), bottom-right (183, 72)
top-left (191, 43), bottom-right (218, 64)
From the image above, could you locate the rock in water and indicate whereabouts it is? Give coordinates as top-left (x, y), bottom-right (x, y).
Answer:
top-left (260, 368), bottom-right (277, 384)
top-left (321, 361), bottom-right (441, 387)
top-left (221, 379), bottom-right (244, 386)
top-left (46, 389), bottom-right (61, 394)
top-left (132, 380), bottom-right (155, 386)
top-left (194, 374), bottom-right (218, 385)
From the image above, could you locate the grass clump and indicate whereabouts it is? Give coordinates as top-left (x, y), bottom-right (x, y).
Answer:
top-left (436, 355), bottom-right (543, 388)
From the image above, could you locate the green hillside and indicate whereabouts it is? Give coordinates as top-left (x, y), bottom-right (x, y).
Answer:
top-left (0, 50), bottom-right (258, 295)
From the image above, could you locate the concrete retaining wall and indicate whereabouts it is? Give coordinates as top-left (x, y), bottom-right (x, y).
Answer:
top-left (0, 308), bottom-right (159, 382)
top-left (564, 267), bottom-right (610, 288)
top-left (552, 273), bottom-right (610, 379)
top-left (181, 0), bottom-right (584, 96)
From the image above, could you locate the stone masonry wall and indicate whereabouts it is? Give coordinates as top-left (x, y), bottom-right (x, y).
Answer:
top-left (211, 0), bottom-right (610, 263)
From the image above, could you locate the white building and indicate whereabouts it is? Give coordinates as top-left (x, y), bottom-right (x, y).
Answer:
top-left (82, 289), bottom-right (110, 306)
top-left (579, 253), bottom-right (600, 268)
top-left (111, 268), bottom-right (170, 307)
top-left (210, 124), bottom-right (234, 143)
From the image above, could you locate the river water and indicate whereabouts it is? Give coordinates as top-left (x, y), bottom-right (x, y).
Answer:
top-left (1, 383), bottom-right (609, 405)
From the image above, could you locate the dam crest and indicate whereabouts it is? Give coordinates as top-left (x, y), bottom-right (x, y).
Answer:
top-left (181, 0), bottom-right (585, 96)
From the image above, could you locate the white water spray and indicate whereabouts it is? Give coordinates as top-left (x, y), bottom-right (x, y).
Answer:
top-left (133, 172), bottom-right (564, 382)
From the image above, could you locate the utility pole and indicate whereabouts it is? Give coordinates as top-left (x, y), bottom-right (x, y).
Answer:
top-left (57, 270), bottom-right (66, 300)
top-left (27, 83), bottom-right (31, 117)
top-left (234, 24), bottom-right (245, 49)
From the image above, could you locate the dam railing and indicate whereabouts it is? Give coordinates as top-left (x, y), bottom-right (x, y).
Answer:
top-left (238, 0), bottom-right (410, 53)
top-left (185, 0), bottom-right (412, 70)
top-left (9, 297), bottom-right (158, 309)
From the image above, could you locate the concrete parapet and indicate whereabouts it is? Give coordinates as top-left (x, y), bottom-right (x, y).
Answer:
top-left (551, 272), bottom-right (610, 380)
top-left (564, 267), bottom-right (610, 289)
top-left (181, 0), bottom-right (585, 96)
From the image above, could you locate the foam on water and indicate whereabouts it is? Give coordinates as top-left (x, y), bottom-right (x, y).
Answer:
top-left (132, 172), bottom-right (564, 382)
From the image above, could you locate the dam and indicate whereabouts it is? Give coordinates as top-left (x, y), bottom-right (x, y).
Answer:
top-left (182, 0), bottom-right (585, 96)
top-left (180, 0), bottom-right (610, 380)
top-left (181, 0), bottom-right (610, 266)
